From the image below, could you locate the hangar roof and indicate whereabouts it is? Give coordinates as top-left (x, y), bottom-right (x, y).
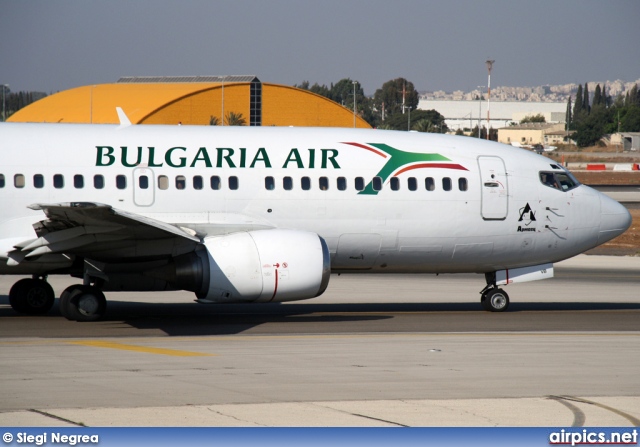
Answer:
top-left (117, 75), bottom-right (260, 83)
top-left (8, 77), bottom-right (372, 128)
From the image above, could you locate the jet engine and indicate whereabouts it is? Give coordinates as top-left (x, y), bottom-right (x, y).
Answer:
top-left (166, 229), bottom-right (331, 303)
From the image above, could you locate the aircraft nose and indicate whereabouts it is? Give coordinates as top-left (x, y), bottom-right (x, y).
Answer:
top-left (598, 193), bottom-right (632, 244)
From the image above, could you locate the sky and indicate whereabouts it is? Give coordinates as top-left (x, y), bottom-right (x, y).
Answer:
top-left (2, 0), bottom-right (639, 96)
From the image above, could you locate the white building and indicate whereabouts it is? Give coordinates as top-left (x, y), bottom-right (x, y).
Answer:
top-left (417, 99), bottom-right (567, 132)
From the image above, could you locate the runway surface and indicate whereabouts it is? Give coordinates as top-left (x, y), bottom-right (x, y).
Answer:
top-left (1, 254), bottom-right (639, 426)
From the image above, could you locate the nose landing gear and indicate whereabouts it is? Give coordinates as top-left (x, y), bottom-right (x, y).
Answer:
top-left (480, 272), bottom-right (510, 312)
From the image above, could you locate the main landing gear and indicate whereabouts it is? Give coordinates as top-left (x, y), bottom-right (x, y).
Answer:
top-left (480, 272), bottom-right (510, 312)
top-left (9, 276), bottom-right (107, 321)
top-left (9, 276), bottom-right (55, 315)
top-left (59, 285), bottom-right (106, 322)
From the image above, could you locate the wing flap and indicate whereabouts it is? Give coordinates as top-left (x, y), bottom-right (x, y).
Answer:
top-left (9, 202), bottom-right (200, 265)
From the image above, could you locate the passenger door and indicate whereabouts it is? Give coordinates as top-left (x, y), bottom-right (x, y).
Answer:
top-left (478, 156), bottom-right (508, 220)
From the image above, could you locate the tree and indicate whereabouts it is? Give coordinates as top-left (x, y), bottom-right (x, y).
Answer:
top-left (209, 115), bottom-right (220, 126)
top-left (565, 96), bottom-right (572, 130)
top-left (621, 105), bottom-right (640, 132)
top-left (1, 89), bottom-right (46, 120)
top-left (412, 119), bottom-right (436, 132)
top-left (294, 78), bottom-right (376, 127)
top-left (329, 78), bottom-right (357, 106)
top-left (572, 105), bottom-right (611, 147)
top-left (373, 78), bottom-right (419, 119)
top-left (309, 82), bottom-right (331, 98)
top-left (583, 82), bottom-right (590, 115)
top-left (520, 114), bottom-right (546, 124)
top-left (384, 109), bottom-right (447, 132)
top-left (470, 125), bottom-right (487, 139)
top-left (628, 84), bottom-right (639, 106)
top-left (572, 84), bottom-right (583, 127)
top-left (225, 111), bottom-right (246, 126)
top-left (593, 84), bottom-right (602, 107)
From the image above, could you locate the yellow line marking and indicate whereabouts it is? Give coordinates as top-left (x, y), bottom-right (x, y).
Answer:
top-left (68, 340), bottom-right (214, 357)
top-left (1, 332), bottom-right (638, 348)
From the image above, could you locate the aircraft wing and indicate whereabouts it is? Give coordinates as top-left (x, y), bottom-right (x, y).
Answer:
top-left (8, 202), bottom-right (201, 265)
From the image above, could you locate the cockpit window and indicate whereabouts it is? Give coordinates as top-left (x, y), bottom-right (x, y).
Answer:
top-left (539, 171), bottom-right (580, 192)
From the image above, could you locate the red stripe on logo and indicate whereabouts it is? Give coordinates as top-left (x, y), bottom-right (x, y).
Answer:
top-left (342, 142), bottom-right (388, 158)
top-left (394, 163), bottom-right (469, 176)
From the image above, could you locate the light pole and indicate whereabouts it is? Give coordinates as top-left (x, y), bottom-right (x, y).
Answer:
top-left (2, 84), bottom-right (8, 122)
top-left (477, 86), bottom-right (484, 138)
top-left (485, 60), bottom-right (495, 140)
top-left (352, 80), bottom-right (357, 128)
top-left (403, 104), bottom-right (411, 131)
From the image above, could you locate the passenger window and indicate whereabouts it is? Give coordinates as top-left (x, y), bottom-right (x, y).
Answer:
top-left (301, 176), bottom-right (311, 191)
top-left (0, 174), bottom-right (4, 188)
top-left (54, 174), bottom-right (64, 189)
top-left (158, 175), bottom-right (169, 190)
top-left (425, 177), bottom-right (435, 191)
top-left (193, 175), bottom-right (203, 190)
top-left (265, 176), bottom-right (275, 190)
top-left (14, 174), bottom-right (25, 188)
top-left (94, 175), bottom-right (105, 189)
top-left (372, 177), bottom-right (382, 191)
top-left (408, 177), bottom-right (417, 191)
top-left (34, 174), bottom-right (44, 189)
top-left (210, 176), bottom-right (221, 190)
top-left (116, 175), bottom-right (126, 190)
top-left (458, 177), bottom-right (468, 191)
top-left (355, 177), bottom-right (365, 191)
top-left (319, 177), bottom-right (329, 191)
top-left (175, 175), bottom-right (186, 190)
top-left (337, 177), bottom-right (347, 191)
top-left (390, 177), bottom-right (400, 191)
top-left (228, 176), bottom-right (239, 190)
top-left (283, 176), bottom-right (293, 190)
top-left (74, 174), bottom-right (84, 189)
top-left (139, 175), bottom-right (149, 189)
top-left (443, 177), bottom-right (452, 191)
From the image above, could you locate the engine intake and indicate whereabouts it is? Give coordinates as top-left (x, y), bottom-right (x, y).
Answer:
top-left (195, 229), bottom-right (330, 303)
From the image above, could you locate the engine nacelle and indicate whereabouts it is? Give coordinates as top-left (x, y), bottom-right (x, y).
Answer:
top-left (196, 229), bottom-right (330, 303)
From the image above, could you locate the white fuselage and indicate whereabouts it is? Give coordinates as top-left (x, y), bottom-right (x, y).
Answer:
top-left (0, 123), bottom-right (631, 277)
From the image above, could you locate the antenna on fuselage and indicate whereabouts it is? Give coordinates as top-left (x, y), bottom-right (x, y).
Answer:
top-left (115, 107), bottom-right (132, 127)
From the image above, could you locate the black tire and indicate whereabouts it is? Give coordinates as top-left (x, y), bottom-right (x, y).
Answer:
top-left (9, 278), bottom-right (55, 315)
top-left (481, 288), bottom-right (510, 312)
top-left (59, 285), bottom-right (86, 320)
top-left (60, 285), bottom-right (106, 322)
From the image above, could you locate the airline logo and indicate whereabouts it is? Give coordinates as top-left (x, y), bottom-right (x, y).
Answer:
top-left (517, 203), bottom-right (537, 232)
top-left (343, 142), bottom-right (468, 195)
top-left (95, 142), bottom-right (468, 195)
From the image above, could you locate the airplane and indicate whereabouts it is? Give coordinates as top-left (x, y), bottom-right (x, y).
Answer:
top-left (510, 142), bottom-right (557, 153)
top-left (0, 115), bottom-right (632, 320)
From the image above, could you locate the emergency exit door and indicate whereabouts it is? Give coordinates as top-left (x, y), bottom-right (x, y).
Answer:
top-left (133, 167), bottom-right (155, 207)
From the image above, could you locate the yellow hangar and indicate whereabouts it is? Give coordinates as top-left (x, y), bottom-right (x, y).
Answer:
top-left (8, 76), bottom-right (371, 128)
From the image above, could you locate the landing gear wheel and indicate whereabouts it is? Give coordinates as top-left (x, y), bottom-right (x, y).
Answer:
top-left (9, 278), bottom-right (55, 315)
top-left (481, 288), bottom-right (510, 312)
top-left (60, 285), bottom-right (106, 322)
